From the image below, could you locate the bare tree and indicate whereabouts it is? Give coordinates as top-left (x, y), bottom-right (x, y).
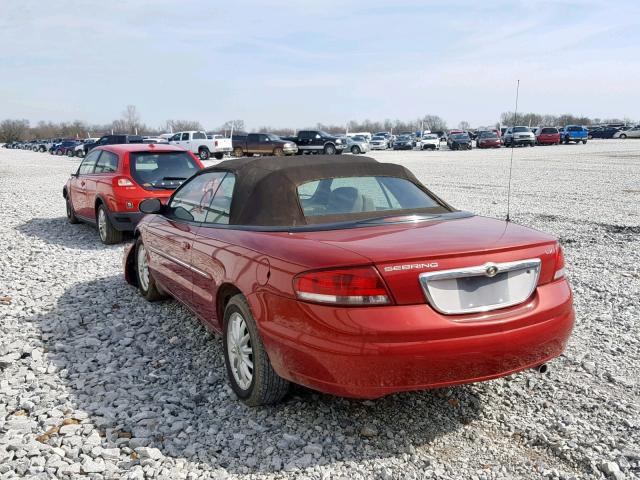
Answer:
top-left (114, 105), bottom-right (145, 134)
top-left (163, 119), bottom-right (203, 133)
top-left (0, 119), bottom-right (30, 142)
top-left (458, 120), bottom-right (470, 131)
top-left (421, 115), bottom-right (448, 132)
top-left (220, 120), bottom-right (245, 136)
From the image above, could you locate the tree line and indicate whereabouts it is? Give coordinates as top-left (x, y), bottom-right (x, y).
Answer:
top-left (1, 106), bottom-right (635, 143)
top-left (0, 105), bottom-right (240, 143)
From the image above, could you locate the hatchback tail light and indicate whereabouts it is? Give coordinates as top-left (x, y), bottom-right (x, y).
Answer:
top-left (293, 266), bottom-right (391, 306)
top-left (554, 244), bottom-right (565, 280)
top-left (115, 177), bottom-right (134, 187)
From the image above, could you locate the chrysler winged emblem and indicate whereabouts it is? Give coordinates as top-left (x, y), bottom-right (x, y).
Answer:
top-left (485, 265), bottom-right (499, 277)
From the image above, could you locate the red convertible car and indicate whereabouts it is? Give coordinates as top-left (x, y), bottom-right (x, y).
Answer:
top-left (124, 156), bottom-right (574, 405)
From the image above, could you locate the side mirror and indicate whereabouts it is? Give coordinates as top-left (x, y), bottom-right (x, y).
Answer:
top-left (139, 198), bottom-right (163, 214)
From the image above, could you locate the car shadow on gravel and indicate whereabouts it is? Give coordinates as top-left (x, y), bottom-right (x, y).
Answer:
top-left (16, 217), bottom-right (132, 250)
top-left (30, 275), bottom-right (483, 474)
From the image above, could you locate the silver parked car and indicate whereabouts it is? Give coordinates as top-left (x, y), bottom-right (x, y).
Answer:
top-left (503, 126), bottom-right (535, 147)
top-left (344, 135), bottom-right (370, 154)
top-left (369, 135), bottom-right (389, 150)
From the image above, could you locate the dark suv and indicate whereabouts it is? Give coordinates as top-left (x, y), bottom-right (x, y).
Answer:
top-left (85, 134), bottom-right (144, 154)
top-left (285, 130), bottom-right (345, 155)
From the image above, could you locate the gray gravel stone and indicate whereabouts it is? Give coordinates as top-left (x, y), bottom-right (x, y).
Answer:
top-left (1, 145), bottom-right (639, 479)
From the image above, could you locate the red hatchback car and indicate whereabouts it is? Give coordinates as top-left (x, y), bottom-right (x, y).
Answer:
top-left (536, 127), bottom-right (561, 145)
top-left (124, 156), bottom-right (574, 405)
top-left (63, 144), bottom-right (204, 244)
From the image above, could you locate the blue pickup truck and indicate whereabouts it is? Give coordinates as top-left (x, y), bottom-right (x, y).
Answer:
top-left (561, 125), bottom-right (588, 144)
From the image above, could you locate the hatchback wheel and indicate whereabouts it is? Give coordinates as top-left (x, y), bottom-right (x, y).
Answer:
top-left (223, 295), bottom-right (289, 406)
top-left (619, 134), bottom-right (627, 139)
top-left (351, 145), bottom-right (361, 154)
top-left (97, 205), bottom-right (123, 244)
top-left (135, 240), bottom-right (163, 301)
top-left (66, 196), bottom-right (79, 224)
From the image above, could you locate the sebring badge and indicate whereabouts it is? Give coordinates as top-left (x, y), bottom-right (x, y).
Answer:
top-left (485, 265), bottom-right (499, 277)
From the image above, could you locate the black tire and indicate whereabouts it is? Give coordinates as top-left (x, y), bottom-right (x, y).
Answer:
top-left (223, 295), bottom-right (289, 406)
top-left (198, 148), bottom-right (210, 160)
top-left (582, 140), bottom-right (587, 144)
top-left (233, 147), bottom-right (244, 157)
top-left (76, 149), bottom-right (84, 158)
top-left (350, 145), bottom-right (361, 154)
top-left (214, 152), bottom-right (224, 160)
top-left (39, 147), bottom-right (46, 153)
top-left (588, 135), bottom-right (593, 140)
top-left (66, 149), bottom-right (74, 157)
top-left (96, 204), bottom-right (123, 245)
top-left (66, 195), bottom-right (79, 224)
top-left (135, 239), bottom-right (164, 301)
top-left (619, 134), bottom-right (627, 139)
top-left (323, 144), bottom-right (336, 155)
top-left (273, 147), bottom-right (284, 157)
top-left (56, 149), bottom-right (63, 156)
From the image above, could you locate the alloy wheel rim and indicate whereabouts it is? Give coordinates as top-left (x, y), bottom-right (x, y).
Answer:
top-left (227, 312), bottom-right (253, 390)
top-left (137, 245), bottom-right (150, 291)
top-left (98, 209), bottom-right (107, 240)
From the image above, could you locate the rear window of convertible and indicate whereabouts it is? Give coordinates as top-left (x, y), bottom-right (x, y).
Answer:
top-left (297, 176), bottom-right (440, 218)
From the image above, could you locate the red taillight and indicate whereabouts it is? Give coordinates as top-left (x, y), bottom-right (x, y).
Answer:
top-left (293, 266), bottom-right (391, 306)
top-left (554, 245), bottom-right (565, 280)
top-left (116, 177), bottom-right (134, 187)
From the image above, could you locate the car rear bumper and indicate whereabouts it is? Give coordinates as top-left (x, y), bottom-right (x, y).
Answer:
top-left (107, 211), bottom-right (145, 231)
top-left (537, 136), bottom-right (560, 144)
top-left (252, 278), bottom-right (574, 399)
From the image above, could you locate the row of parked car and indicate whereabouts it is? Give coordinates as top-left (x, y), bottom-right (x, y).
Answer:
top-left (5, 123), bottom-right (639, 161)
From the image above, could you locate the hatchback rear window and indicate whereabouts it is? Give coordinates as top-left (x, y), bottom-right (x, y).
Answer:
top-left (130, 151), bottom-right (200, 190)
top-left (297, 176), bottom-right (441, 219)
top-left (540, 128), bottom-right (558, 134)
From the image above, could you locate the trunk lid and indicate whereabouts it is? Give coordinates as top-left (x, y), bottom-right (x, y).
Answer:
top-left (296, 215), bottom-right (558, 306)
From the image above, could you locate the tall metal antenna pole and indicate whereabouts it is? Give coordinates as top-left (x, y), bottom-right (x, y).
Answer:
top-left (506, 79), bottom-right (520, 222)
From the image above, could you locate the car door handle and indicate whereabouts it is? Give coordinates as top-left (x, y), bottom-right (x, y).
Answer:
top-left (181, 242), bottom-right (191, 251)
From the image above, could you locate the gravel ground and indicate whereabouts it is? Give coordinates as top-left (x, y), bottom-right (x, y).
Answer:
top-left (0, 140), bottom-right (638, 480)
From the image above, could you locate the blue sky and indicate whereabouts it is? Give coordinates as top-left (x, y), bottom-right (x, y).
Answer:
top-left (1, 0), bottom-right (638, 130)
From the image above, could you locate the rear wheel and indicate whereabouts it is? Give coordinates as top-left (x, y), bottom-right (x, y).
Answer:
top-left (198, 148), bottom-right (210, 160)
top-left (233, 147), bottom-right (244, 157)
top-left (350, 145), bottom-right (361, 154)
top-left (214, 152), bottom-right (224, 160)
top-left (135, 240), bottom-right (163, 301)
top-left (97, 205), bottom-right (123, 245)
top-left (620, 134), bottom-right (627, 139)
top-left (323, 144), bottom-right (336, 155)
top-left (56, 149), bottom-right (63, 156)
top-left (66, 149), bottom-right (74, 157)
top-left (66, 196), bottom-right (79, 224)
top-left (223, 295), bottom-right (289, 406)
top-left (582, 140), bottom-right (587, 144)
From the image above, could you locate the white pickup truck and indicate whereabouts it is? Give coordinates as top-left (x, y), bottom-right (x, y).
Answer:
top-left (168, 131), bottom-right (232, 160)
